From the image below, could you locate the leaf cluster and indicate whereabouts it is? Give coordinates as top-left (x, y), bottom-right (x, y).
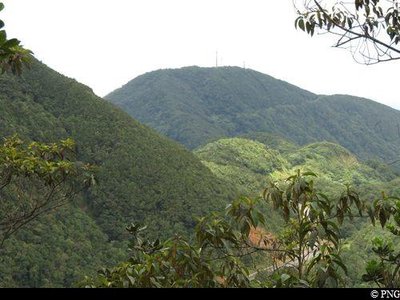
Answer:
top-left (0, 3), bottom-right (32, 75)
top-left (295, 0), bottom-right (400, 64)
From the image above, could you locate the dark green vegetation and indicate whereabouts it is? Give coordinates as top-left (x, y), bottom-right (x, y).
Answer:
top-left (194, 136), bottom-right (400, 286)
top-left (2, 0), bottom-right (399, 288)
top-left (85, 170), bottom-right (375, 288)
top-left (106, 66), bottom-right (400, 165)
top-left (0, 59), bottom-right (236, 287)
top-left (2, 60), bottom-right (399, 287)
top-left (195, 137), bottom-right (398, 196)
top-left (0, 206), bottom-right (126, 287)
top-left (2, 61), bottom-right (399, 287)
top-left (0, 136), bottom-right (93, 247)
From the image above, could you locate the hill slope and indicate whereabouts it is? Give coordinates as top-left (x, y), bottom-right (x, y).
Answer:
top-left (0, 59), bottom-right (236, 286)
top-left (194, 136), bottom-right (400, 287)
top-left (106, 66), bottom-right (400, 163)
top-left (0, 59), bottom-right (235, 239)
top-left (195, 137), bottom-right (398, 197)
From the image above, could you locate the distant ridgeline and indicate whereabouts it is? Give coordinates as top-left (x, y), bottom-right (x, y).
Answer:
top-left (0, 59), bottom-right (236, 287)
top-left (106, 66), bottom-right (400, 166)
top-left (1, 59), bottom-right (399, 287)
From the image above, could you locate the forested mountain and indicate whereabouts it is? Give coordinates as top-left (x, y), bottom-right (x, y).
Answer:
top-left (2, 0), bottom-right (400, 288)
top-left (106, 66), bottom-right (400, 164)
top-left (2, 61), bottom-right (399, 288)
top-left (195, 136), bottom-right (400, 286)
top-left (0, 59), bottom-right (236, 286)
top-left (195, 137), bottom-right (398, 196)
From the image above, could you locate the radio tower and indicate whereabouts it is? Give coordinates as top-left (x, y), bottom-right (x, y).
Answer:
top-left (216, 51), bottom-right (218, 67)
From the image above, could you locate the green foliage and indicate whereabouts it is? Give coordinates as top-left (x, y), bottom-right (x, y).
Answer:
top-left (241, 132), bottom-right (299, 154)
top-left (0, 135), bottom-right (93, 247)
top-left (195, 138), bottom-right (289, 233)
top-left (285, 142), bottom-right (391, 189)
top-left (262, 171), bottom-right (363, 287)
top-left (195, 137), bottom-right (392, 198)
top-left (294, 0), bottom-right (400, 64)
top-left (105, 66), bottom-right (316, 150)
top-left (106, 66), bottom-right (400, 166)
top-left (86, 171), bottom-right (370, 288)
top-left (0, 59), bottom-right (236, 286)
top-left (0, 2), bottom-right (32, 75)
top-left (195, 136), bottom-right (400, 287)
top-left (0, 206), bottom-right (127, 287)
top-left (83, 198), bottom-right (264, 288)
top-left (7, 59), bottom-right (235, 240)
top-left (195, 138), bottom-right (289, 195)
top-left (362, 193), bottom-right (400, 287)
top-left (0, 135), bottom-right (117, 287)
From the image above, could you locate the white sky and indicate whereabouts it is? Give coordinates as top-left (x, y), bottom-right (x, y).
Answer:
top-left (1, 0), bottom-right (399, 109)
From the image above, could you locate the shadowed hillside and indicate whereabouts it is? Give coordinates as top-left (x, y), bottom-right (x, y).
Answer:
top-left (0, 59), bottom-right (236, 286)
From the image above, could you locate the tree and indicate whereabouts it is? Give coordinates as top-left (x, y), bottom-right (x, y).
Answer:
top-left (0, 3), bottom-right (85, 248)
top-left (81, 202), bottom-right (255, 288)
top-left (0, 135), bottom-right (94, 248)
top-left (362, 192), bottom-right (400, 287)
top-left (261, 170), bottom-right (365, 287)
top-left (294, 0), bottom-right (400, 64)
top-left (83, 171), bottom-right (366, 288)
top-left (0, 2), bottom-right (32, 74)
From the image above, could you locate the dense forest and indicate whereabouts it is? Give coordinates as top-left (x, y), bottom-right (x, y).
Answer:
top-left (2, 59), bottom-right (400, 287)
top-left (195, 136), bottom-right (398, 196)
top-left (2, 57), bottom-right (400, 287)
top-left (106, 66), bottom-right (400, 165)
top-left (98, 66), bottom-right (400, 288)
top-left (2, 0), bottom-right (400, 289)
top-left (195, 136), bottom-right (400, 286)
top-left (1, 14), bottom-right (400, 287)
top-left (0, 59), bottom-right (237, 287)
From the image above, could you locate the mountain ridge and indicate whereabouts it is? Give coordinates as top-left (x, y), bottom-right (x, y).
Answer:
top-left (106, 66), bottom-right (400, 164)
top-left (0, 59), bottom-right (237, 286)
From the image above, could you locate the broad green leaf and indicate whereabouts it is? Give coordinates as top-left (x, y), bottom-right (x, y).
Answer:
top-left (299, 19), bottom-right (305, 31)
top-left (3, 38), bottom-right (20, 48)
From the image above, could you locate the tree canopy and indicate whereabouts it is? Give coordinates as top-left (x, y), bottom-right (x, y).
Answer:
top-left (106, 66), bottom-right (400, 166)
top-left (84, 171), bottom-right (372, 288)
top-left (295, 0), bottom-right (400, 64)
top-left (0, 135), bottom-right (94, 248)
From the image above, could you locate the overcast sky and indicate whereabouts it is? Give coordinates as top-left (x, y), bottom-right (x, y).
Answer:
top-left (2, 0), bottom-right (399, 109)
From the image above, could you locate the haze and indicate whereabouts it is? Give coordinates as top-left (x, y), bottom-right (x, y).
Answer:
top-left (2, 0), bottom-right (398, 109)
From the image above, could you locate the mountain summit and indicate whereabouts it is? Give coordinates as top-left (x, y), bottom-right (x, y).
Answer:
top-left (106, 66), bottom-right (400, 163)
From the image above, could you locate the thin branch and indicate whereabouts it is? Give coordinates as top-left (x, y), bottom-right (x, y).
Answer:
top-left (335, 34), bottom-right (362, 47)
top-left (313, 0), bottom-right (400, 58)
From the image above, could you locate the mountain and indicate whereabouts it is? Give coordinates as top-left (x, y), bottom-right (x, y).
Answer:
top-left (0, 205), bottom-right (126, 287)
top-left (195, 137), bottom-right (288, 195)
top-left (195, 137), bottom-right (397, 197)
top-left (194, 136), bottom-right (400, 287)
top-left (106, 66), bottom-right (400, 164)
top-left (0, 59), bottom-right (236, 286)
